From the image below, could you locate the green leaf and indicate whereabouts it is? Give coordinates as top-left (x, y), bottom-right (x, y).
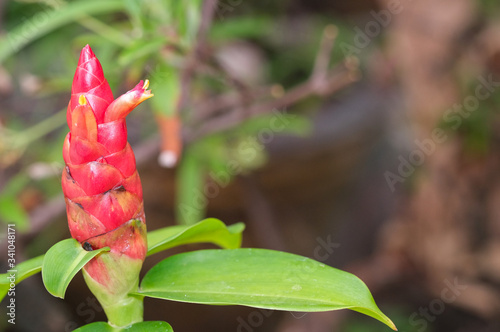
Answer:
top-left (42, 238), bottom-right (109, 298)
top-left (0, 0), bottom-right (125, 63)
top-left (0, 255), bottom-right (44, 302)
top-left (137, 249), bottom-right (397, 331)
top-left (147, 218), bottom-right (244, 256)
top-left (74, 321), bottom-right (173, 332)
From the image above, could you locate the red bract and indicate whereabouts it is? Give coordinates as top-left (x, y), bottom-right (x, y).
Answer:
top-left (61, 45), bottom-right (152, 321)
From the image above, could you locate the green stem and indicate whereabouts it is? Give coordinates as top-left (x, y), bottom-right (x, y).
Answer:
top-left (82, 252), bottom-right (145, 328)
top-left (103, 294), bottom-right (144, 328)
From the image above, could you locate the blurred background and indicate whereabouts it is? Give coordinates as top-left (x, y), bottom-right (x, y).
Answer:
top-left (1, 0), bottom-right (500, 331)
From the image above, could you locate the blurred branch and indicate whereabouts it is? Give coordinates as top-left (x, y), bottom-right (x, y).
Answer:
top-left (186, 63), bottom-right (358, 142)
top-left (184, 24), bottom-right (359, 142)
top-left (191, 85), bottom-right (272, 120)
top-left (311, 24), bottom-right (338, 89)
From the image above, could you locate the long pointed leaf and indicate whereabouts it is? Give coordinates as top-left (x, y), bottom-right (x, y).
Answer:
top-left (42, 238), bottom-right (109, 298)
top-left (137, 249), bottom-right (396, 330)
top-left (147, 218), bottom-right (244, 256)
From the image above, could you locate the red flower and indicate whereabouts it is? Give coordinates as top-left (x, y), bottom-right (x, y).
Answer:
top-left (61, 45), bottom-right (152, 324)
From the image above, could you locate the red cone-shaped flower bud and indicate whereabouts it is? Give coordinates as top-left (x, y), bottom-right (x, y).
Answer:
top-left (62, 45), bottom-right (153, 326)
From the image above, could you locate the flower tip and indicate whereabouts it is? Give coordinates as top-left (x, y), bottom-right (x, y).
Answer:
top-left (79, 95), bottom-right (87, 105)
top-left (78, 44), bottom-right (96, 65)
top-left (82, 44), bottom-right (93, 54)
top-left (139, 79), bottom-right (153, 99)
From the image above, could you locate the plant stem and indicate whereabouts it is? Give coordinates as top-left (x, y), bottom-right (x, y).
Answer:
top-left (82, 252), bottom-right (146, 328)
top-left (103, 294), bottom-right (144, 328)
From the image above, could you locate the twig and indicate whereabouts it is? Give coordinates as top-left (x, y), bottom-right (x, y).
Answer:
top-left (311, 24), bottom-right (338, 83)
top-left (191, 85), bottom-right (273, 122)
top-left (186, 63), bottom-right (358, 141)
